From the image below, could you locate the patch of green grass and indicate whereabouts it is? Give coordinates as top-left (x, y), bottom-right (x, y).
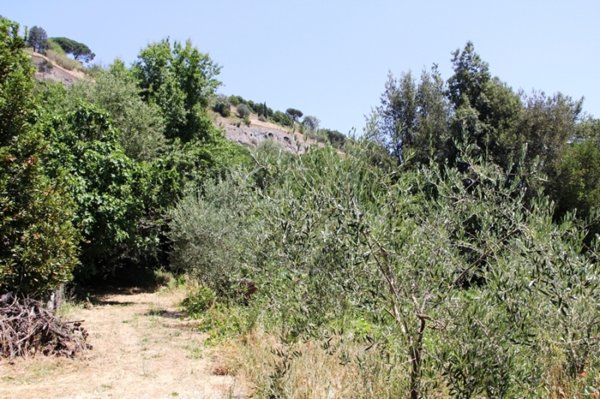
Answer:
top-left (195, 303), bottom-right (259, 346)
top-left (185, 343), bottom-right (204, 359)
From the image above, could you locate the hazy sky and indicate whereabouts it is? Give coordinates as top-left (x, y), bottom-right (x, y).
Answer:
top-left (4, 0), bottom-right (599, 134)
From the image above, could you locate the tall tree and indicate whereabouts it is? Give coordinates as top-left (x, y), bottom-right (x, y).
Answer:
top-left (0, 19), bottom-right (78, 297)
top-left (50, 36), bottom-right (95, 63)
top-left (26, 25), bottom-right (48, 53)
top-left (447, 42), bottom-right (522, 165)
top-left (302, 115), bottom-right (320, 132)
top-left (133, 38), bottom-right (221, 141)
top-left (516, 91), bottom-right (582, 175)
top-left (412, 66), bottom-right (451, 164)
top-left (374, 71), bottom-right (417, 162)
top-left (286, 108), bottom-right (304, 122)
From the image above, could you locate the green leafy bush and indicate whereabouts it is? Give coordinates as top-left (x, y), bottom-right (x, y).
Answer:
top-left (228, 95), bottom-right (244, 106)
top-left (236, 103), bottom-right (251, 118)
top-left (41, 104), bottom-right (148, 280)
top-left (0, 130), bottom-right (80, 297)
top-left (181, 286), bottom-right (216, 316)
top-left (0, 19), bottom-right (79, 298)
top-left (213, 96), bottom-right (231, 117)
top-left (168, 174), bottom-right (261, 296)
top-left (272, 111), bottom-right (293, 127)
top-left (71, 60), bottom-right (166, 161)
top-left (191, 140), bottom-right (600, 396)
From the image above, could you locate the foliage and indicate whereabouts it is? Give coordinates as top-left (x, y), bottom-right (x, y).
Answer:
top-left (0, 21), bottom-right (33, 145)
top-left (0, 129), bottom-right (80, 297)
top-left (49, 36), bottom-right (95, 63)
top-left (181, 286), bottom-right (216, 316)
top-left (374, 71), bottom-right (417, 161)
top-left (172, 138), bottom-right (599, 397)
top-left (552, 139), bottom-right (600, 236)
top-left (133, 38), bottom-right (221, 142)
top-left (71, 60), bottom-right (166, 161)
top-left (212, 95), bottom-right (231, 117)
top-left (228, 95), bottom-right (243, 106)
top-left (26, 25), bottom-right (48, 53)
top-left (41, 103), bottom-right (149, 279)
top-left (273, 110), bottom-right (293, 127)
top-left (301, 115), bottom-right (319, 132)
top-left (236, 103), bottom-right (251, 118)
top-left (285, 108), bottom-right (303, 122)
top-left (168, 174), bottom-right (260, 297)
top-left (515, 91), bottom-right (582, 176)
top-left (0, 19), bottom-right (79, 298)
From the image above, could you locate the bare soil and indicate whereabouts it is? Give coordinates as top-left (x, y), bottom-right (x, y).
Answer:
top-left (215, 110), bottom-right (321, 154)
top-left (30, 52), bottom-right (87, 86)
top-left (0, 288), bottom-right (245, 399)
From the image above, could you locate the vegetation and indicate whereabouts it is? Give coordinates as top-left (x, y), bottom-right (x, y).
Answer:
top-left (0, 19), bottom-right (79, 297)
top-left (285, 107), bottom-right (303, 122)
top-left (212, 95), bottom-right (231, 117)
top-left (236, 103), bottom-right (251, 118)
top-left (26, 25), bottom-right (48, 53)
top-left (49, 36), bottom-right (95, 63)
top-left (133, 38), bottom-right (220, 142)
top-left (1, 15), bottom-right (599, 398)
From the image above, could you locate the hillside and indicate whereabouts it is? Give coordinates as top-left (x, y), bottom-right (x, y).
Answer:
top-left (29, 52), bottom-right (324, 154)
top-left (3, 18), bottom-right (599, 398)
top-left (214, 109), bottom-right (321, 154)
top-left (30, 51), bottom-right (86, 85)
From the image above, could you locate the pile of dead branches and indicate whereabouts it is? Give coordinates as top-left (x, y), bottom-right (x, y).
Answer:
top-left (0, 293), bottom-right (91, 358)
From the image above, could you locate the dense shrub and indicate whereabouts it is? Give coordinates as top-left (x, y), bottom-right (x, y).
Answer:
top-left (0, 130), bottom-right (80, 297)
top-left (228, 95), bottom-right (244, 106)
top-left (181, 286), bottom-right (217, 316)
top-left (0, 19), bottom-right (79, 297)
top-left (71, 60), bottom-right (166, 161)
top-left (41, 104), bottom-right (148, 279)
top-left (168, 175), bottom-right (261, 297)
top-left (169, 140), bottom-right (600, 396)
top-left (213, 96), bottom-right (231, 117)
top-left (272, 111), bottom-right (293, 127)
top-left (236, 103), bottom-right (251, 118)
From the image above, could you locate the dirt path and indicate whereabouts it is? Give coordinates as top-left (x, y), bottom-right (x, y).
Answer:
top-left (0, 288), bottom-right (245, 399)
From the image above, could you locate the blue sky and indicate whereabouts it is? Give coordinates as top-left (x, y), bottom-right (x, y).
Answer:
top-left (4, 0), bottom-right (599, 134)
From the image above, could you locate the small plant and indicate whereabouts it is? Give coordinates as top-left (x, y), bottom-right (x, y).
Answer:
top-left (181, 286), bottom-right (216, 316)
top-left (243, 115), bottom-right (251, 126)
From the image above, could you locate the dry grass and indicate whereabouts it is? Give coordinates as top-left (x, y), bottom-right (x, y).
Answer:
top-left (214, 326), bottom-right (599, 399)
top-left (217, 329), bottom-right (418, 399)
top-left (44, 49), bottom-right (83, 72)
top-left (0, 287), bottom-right (246, 399)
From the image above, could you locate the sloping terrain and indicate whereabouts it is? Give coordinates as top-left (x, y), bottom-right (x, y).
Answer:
top-left (29, 53), bottom-right (322, 153)
top-left (30, 52), bottom-right (86, 86)
top-left (0, 288), bottom-right (245, 399)
top-left (215, 112), bottom-right (321, 154)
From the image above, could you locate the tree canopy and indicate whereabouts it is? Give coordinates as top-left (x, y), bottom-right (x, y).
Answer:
top-left (50, 36), bottom-right (95, 63)
top-left (26, 25), bottom-right (48, 53)
top-left (133, 38), bottom-right (221, 142)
